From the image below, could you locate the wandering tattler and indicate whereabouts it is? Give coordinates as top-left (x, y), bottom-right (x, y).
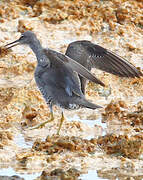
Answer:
top-left (5, 31), bottom-right (104, 135)
top-left (66, 40), bottom-right (142, 93)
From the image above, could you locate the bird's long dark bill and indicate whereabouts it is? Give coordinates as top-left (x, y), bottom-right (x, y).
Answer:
top-left (5, 39), bottom-right (20, 49)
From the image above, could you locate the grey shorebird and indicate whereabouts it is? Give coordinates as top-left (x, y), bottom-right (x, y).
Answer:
top-left (5, 31), bottom-right (104, 135)
top-left (66, 40), bottom-right (142, 94)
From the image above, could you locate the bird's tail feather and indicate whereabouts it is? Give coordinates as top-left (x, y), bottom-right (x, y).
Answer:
top-left (76, 98), bottom-right (102, 109)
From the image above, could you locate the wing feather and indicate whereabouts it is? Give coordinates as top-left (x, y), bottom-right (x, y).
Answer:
top-left (66, 40), bottom-right (142, 78)
top-left (44, 48), bottom-right (105, 87)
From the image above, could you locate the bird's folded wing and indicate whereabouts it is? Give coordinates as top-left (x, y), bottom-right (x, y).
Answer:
top-left (42, 49), bottom-right (84, 97)
top-left (44, 49), bottom-right (105, 87)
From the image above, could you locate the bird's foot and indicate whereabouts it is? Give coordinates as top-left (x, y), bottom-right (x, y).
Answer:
top-left (30, 121), bottom-right (49, 129)
top-left (29, 112), bottom-right (54, 130)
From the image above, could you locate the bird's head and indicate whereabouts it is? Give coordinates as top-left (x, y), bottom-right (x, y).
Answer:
top-left (5, 31), bottom-right (37, 49)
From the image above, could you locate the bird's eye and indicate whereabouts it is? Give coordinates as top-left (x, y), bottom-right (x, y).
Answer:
top-left (20, 35), bottom-right (24, 39)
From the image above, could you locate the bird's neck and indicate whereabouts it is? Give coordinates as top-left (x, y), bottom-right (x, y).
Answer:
top-left (29, 39), bottom-right (50, 66)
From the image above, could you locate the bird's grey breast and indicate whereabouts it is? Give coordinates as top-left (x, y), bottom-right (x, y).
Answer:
top-left (34, 67), bottom-right (52, 104)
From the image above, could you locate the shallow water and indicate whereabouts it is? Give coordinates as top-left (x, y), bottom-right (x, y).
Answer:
top-left (68, 114), bottom-right (107, 139)
top-left (14, 133), bottom-right (33, 149)
top-left (0, 168), bottom-right (41, 180)
top-left (0, 168), bottom-right (109, 180)
top-left (80, 170), bottom-right (108, 180)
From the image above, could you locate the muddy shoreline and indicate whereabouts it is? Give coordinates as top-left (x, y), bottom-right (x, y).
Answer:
top-left (0, 0), bottom-right (143, 179)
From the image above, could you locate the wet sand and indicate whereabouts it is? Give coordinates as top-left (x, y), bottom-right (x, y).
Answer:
top-left (0, 0), bottom-right (143, 179)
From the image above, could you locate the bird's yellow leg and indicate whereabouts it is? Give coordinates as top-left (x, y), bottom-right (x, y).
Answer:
top-left (57, 111), bottom-right (65, 135)
top-left (30, 112), bottom-right (54, 129)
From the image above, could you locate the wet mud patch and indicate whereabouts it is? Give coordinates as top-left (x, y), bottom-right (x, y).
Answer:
top-left (97, 134), bottom-right (143, 159)
top-left (102, 99), bottom-right (143, 134)
top-left (0, 46), bottom-right (12, 58)
top-left (40, 168), bottom-right (80, 180)
top-left (0, 130), bottom-right (13, 148)
top-left (97, 168), bottom-right (143, 180)
top-left (32, 135), bottom-right (97, 154)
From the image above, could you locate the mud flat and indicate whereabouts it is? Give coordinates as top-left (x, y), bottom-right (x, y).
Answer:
top-left (0, 0), bottom-right (142, 179)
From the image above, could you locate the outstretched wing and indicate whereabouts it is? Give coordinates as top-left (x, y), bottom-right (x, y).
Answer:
top-left (66, 40), bottom-right (142, 78)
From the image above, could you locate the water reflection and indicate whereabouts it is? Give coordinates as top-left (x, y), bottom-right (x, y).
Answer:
top-left (14, 133), bottom-right (33, 149)
top-left (97, 168), bottom-right (143, 180)
top-left (0, 167), bottom-right (41, 180)
top-left (80, 170), bottom-right (108, 180)
top-left (68, 114), bottom-right (107, 139)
